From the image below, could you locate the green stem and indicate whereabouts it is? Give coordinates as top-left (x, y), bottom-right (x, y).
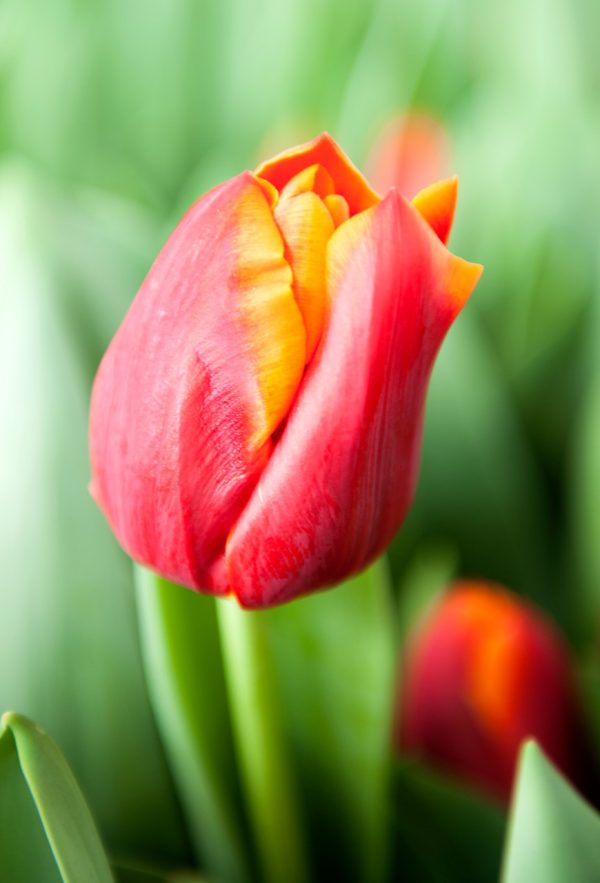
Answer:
top-left (135, 567), bottom-right (251, 883)
top-left (216, 597), bottom-right (309, 883)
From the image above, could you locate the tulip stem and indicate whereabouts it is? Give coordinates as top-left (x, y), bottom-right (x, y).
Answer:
top-left (217, 597), bottom-right (309, 883)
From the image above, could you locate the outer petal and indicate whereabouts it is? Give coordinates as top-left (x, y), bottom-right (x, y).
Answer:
top-left (226, 191), bottom-right (482, 607)
top-left (89, 172), bottom-right (305, 590)
top-left (256, 133), bottom-right (380, 215)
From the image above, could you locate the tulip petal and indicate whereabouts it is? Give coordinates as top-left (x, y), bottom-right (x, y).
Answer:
top-left (324, 194), bottom-right (350, 228)
top-left (412, 176), bottom-right (458, 245)
top-left (256, 132), bottom-right (380, 215)
top-left (226, 191), bottom-right (482, 607)
top-left (278, 163), bottom-right (335, 201)
top-left (90, 172), bottom-right (305, 589)
top-left (274, 190), bottom-right (335, 362)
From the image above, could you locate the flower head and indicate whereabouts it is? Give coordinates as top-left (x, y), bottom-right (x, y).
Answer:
top-left (397, 581), bottom-right (585, 800)
top-left (89, 134), bottom-right (481, 607)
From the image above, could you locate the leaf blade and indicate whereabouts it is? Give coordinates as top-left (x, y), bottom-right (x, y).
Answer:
top-left (1, 712), bottom-right (114, 883)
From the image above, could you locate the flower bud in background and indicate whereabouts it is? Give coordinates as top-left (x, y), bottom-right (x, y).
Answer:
top-left (366, 111), bottom-right (450, 201)
top-left (89, 134), bottom-right (481, 608)
top-left (396, 581), bottom-right (586, 801)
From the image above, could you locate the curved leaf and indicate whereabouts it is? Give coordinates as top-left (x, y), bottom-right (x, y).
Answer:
top-left (0, 712), bottom-right (113, 883)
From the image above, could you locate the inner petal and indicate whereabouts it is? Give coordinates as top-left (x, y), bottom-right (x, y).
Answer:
top-left (279, 163), bottom-right (335, 201)
top-left (256, 133), bottom-right (380, 215)
top-left (233, 179), bottom-right (307, 447)
top-left (274, 190), bottom-right (335, 362)
top-left (324, 194), bottom-right (350, 228)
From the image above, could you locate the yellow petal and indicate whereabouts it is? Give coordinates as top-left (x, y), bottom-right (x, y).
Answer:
top-left (278, 163), bottom-right (336, 201)
top-left (274, 190), bottom-right (335, 362)
top-left (324, 193), bottom-right (350, 228)
top-left (235, 176), bottom-right (307, 446)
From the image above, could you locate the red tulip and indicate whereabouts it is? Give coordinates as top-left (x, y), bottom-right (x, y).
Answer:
top-left (89, 134), bottom-right (482, 608)
top-left (397, 582), bottom-right (585, 800)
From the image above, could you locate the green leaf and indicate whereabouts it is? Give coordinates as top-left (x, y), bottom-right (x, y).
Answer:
top-left (0, 712), bottom-right (114, 883)
top-left (135, 568), bottom-right (252, 883)
top-left (391, 758), bottom-right (505, 883)
top-left (265, 559), bottom-right (396, 883)
top-left (502, 741), bottom-right (600, 883)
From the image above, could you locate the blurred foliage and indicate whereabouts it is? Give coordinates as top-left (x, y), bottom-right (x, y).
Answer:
top-left (1, 0), bottom-right (600, 880)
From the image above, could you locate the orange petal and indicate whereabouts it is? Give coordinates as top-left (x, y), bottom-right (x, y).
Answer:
top-left (275, 190), bottom-right (335, 362)
top-left (235, 176), bottom-right (307, 445)
top-left (256, 132), bottom-right (380, 215)
top-left (412, 176), bottom-right (458, 245)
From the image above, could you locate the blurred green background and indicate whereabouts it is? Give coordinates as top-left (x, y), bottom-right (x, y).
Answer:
top-left (1, 0), bottom-right (600, 879)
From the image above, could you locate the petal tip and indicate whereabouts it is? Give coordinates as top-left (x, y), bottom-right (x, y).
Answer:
top-left (447, 258), bottom-right (484, 310)
top-left (412, 175), bottom-right (459, 244)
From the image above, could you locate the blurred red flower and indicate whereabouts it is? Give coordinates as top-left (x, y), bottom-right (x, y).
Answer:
top-left (396, 581), bottom-right (587, 801)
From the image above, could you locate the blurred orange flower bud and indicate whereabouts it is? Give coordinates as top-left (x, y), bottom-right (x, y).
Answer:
top-left (396, 581), bottom-right (586, 801)
top-left (366, 111), bottom-right (450, 202)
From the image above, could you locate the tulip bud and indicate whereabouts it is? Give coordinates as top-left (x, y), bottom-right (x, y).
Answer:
top-left (396, 581), bottom-right (585, 801)
top-left (89, 134), bottom-right (482, 608)
top-left (366, 111), bottom-right (450, 202)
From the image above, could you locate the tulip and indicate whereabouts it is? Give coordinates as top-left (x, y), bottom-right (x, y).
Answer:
top-left (366, 111), bottom-right (450, 201)
top-left (396, 581), bottom-right (585, 801)
top-left (89, 134), bottom-right (482, 608)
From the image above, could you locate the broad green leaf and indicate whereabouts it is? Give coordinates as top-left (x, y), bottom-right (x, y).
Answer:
top-left (502, 741), bottom-right (600, 883)
top-left (265, 559), bottom-right (396, 883)
top-left (0, 163), bottom-right (188, 862)
top-left (135, 568), bottom-right (252, 883)
top-left (391, 758), bottom-right (505, 883)
top-left (0, 712), bottom-right (114, 883)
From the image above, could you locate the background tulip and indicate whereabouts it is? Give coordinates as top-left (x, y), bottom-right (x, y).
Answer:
top-left (396, 581), bottom-right (587, 801)
top-left (366, 111), bottom-right (450, 200)
top-left (89, 134), bottom-right (482, 608)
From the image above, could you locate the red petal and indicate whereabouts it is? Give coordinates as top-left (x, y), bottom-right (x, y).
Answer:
top-left (226, 192), bottom-right (482, 607)
top-left (89, 172), bottom-right (304, 591)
